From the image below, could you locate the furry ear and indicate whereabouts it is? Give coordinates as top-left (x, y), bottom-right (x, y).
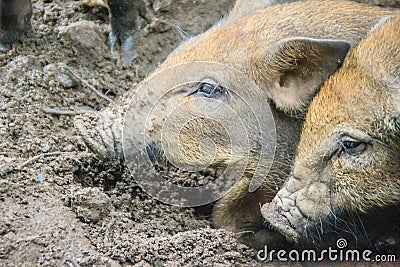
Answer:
top-left (255, 37), bottom-right (351, 113)
top-left (230, 0), bottom-right (277, 19)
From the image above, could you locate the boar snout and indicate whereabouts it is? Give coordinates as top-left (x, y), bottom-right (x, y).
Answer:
top-left (262, 172), bottom-right (331, 243)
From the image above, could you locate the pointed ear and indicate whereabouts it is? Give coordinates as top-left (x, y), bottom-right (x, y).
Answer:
top-left (230, 0), bottom-right (276, 19)
top-left (256, 37), bottom-right (351, 113)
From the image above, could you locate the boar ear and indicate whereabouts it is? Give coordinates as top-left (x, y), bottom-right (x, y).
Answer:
top-left (258, 37), bottom-right (351, 113)
top-left (230, 0), bottom-right (276, 18)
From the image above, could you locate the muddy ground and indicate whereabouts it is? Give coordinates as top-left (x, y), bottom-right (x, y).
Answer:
top-left (0, 0), bottom-right (399, 266)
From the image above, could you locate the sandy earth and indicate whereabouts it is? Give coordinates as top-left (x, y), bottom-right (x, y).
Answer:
top-left (1, 0), bottom-right (399, 266)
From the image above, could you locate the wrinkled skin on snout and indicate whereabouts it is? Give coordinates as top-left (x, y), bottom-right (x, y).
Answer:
top-left (76, 0), bottom-right (399, 249)
top-left (263, 16), bottom-right (400, 247)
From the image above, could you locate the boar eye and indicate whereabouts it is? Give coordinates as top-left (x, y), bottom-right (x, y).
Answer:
top-left (192, 81), bottom-right (226, 98)
top-left (340, 140), bottom-right (367, 156)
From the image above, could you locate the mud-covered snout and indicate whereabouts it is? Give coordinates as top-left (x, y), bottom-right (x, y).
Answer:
top-left (262, 173), bottom-right (331, 243)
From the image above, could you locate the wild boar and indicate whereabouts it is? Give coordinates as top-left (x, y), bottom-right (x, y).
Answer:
top-left (75, 0), bottom-right (399, 248)
top-left (263, 16), bottom-right (400, 247)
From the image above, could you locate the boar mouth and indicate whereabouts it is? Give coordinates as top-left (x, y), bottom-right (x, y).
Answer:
top-left (262, 200), bottom-right (338, 245)
top-left (264, 199), bottom-right (400, 251)
top-left (262, 200), bottom-right (304, 243)
top-left (261, 180), bottom-right (332, 243)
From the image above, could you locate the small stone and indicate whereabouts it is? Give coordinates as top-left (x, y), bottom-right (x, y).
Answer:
top-left (58, 72), bottom-right (78, 88)
top-left (83, 0), bottom-right (108, 8)
top-left (42, 142), bottom-right (50, 153)
top-left (134, 260), bottom-right (152, 267)
top-left (59, 20), bottom-right (107, 56)
top-left (70, 187), bottom-right (112, 223)
top-left (43, 63), bottom-right (78, 89)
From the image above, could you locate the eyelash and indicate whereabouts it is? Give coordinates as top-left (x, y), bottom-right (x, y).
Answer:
top-left (339, 140), bottom-right (368, 156)
top-left (192, 82), bottom-right (226, 98)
